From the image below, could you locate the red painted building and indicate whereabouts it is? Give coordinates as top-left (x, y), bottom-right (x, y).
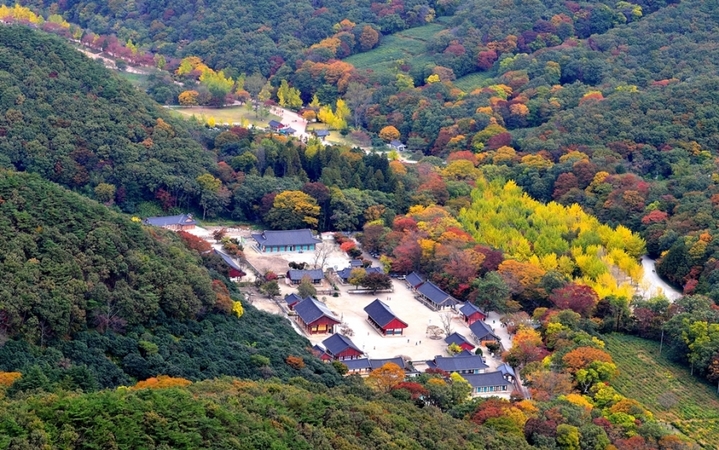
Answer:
top-left (320, 334), bottom-right (364, 361)
top-left (364, 299), bottom-right (409, 336)
top-left (294, 297), bottom-right (341, 335)
top-left (459, 302), bottom-right (487, 325)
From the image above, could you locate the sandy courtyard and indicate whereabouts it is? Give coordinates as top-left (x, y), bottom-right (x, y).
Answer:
top-left (186, 226), bottom-right (511, 367)
top-left (303, 279), bottom-right (507, 369)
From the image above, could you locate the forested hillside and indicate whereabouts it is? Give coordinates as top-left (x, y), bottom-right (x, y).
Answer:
top-left (0, 25), bottom-right (214, 213)
top-left (10, 0), bottom-right (441, 77)
top-left (0, 378), bottom-right (531, 450)
top-left (0, 171), bottom-right (341, 391)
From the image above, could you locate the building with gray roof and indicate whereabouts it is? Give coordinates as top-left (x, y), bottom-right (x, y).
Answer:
top-left (252, 229), bottom-right (322, 253)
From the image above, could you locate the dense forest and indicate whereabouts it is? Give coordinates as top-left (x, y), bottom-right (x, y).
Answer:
top-left (0, 0), bottom-right (719, 447)
top-left (0, 171), bottom-right (342, 391)
top-left (8, 0), bottom-right (442, 77)
top-left (0, 25), bottom-right (214, 214)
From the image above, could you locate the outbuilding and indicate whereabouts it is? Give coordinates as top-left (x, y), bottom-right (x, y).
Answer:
top-left (364, 299), bottom-right (408, 336)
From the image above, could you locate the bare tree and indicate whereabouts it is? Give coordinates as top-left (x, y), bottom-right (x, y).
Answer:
top-left (313, 242), bottom-right (334, 269)
top-left (426, 325), bottom-right (444, 339)
top-left (439, 312), bottom-right (454, 336)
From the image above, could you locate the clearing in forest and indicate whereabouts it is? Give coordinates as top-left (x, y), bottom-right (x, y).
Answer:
top-left (604, 333), bottom-right (719, 448)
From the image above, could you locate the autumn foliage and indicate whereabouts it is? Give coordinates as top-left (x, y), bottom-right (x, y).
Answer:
top-left (562, 347), bottom-right (613, 372)
top-left (132, 375), bottom-right (192, 390)
top-left (285, 355), bottom-right (305, 370)
top-left (0, 372), bottom-right (22, 387)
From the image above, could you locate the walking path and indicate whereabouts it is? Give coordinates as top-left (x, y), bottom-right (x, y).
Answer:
top-left (640, 256), bottom-right (682, 301)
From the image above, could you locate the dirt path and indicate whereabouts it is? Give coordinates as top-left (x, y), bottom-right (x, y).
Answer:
top-left (77, 47), bottom-right (149, 75)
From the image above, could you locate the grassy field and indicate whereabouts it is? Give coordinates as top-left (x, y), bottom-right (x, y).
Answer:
top-left (453, 71), bottom-right (495, 91)
top-left (117, 71), bottom-right (152, 89)
top-left (604, 333), bottom-right (719, 448)
top-left (169, 106), bottom-right (281, 128)
top-left (345, 23), bottom-right (445, 77)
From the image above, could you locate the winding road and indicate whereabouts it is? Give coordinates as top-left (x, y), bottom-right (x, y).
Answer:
top-left (640, 256), bottom-right (682, 301)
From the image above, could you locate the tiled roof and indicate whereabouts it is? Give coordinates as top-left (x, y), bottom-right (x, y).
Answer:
top-left (322, 334), bottom-right (362, 357)
top-left (445, 332), bottom-right (473, 347)
top-left (294, 297), bottom-right (340, 324)
top-left (284, 293), bottom-right (305, 306)
top-left (469, 320), bottom-right (499, 341)
top-left (337, 266), bottom-right (383, 280)
top-left (251, 229), bottom-right (322, 247)
top-left (368, 357), bottom-right (406, 370)
top-left (269, 120), bottom-right (283, 128)
top-left (313, 129), bottom-right (330, 137)
top-left (405, 272), bottom-right (425, 288)
top-left (343, 358), bottom-right (371, 370)
top-left (144, 213), bottom-right (196, 227)
top-left (459, 301), bottom-right (486, 317)
top-left (214, 250), bottom-right (244, 273)
top-left (350, 259), bottom-right (364, 267)
top-left (498, 363), bottom-right (516, 378)
top-left (416, 281), bottom-right (458, 306)
top-left (426, 354), bottom-right (488, 372)
top-left (389, 139), bottom-right (404, 146)
top-left (288, 268), bottom-right (324, 281)
top-left (462, 371), bottom-right (513, 389)
top-left (364, 299), bottom-right (408, 328)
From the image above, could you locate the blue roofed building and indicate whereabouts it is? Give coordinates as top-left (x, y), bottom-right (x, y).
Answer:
top-left (364, 299), bottom-right (408, 336)
top-left (144, 213), bottom-right (197, 231)
top-left (469, 320), bottom-right (501, 346)
top-left (287, 268), bottom-right (325, 284)
top-left (336, 266), bottom-right (383, 283)
top-left (405, 272), bottom-right (425, 291)
top-left (293, 297), bottom-right (340, 335)
top-left (321, 334), bottom-right (364, 361)
top-left (426, 354), bottom-right (488, 375)
top-left (214, 249), bottom-right (246, 280)
top-left (252, 229), bottom-right (322, 253)
top-left (444, 332), bottom-right (475, 352)
top-left (462, 371), bottom-right (514, 398)
top-left (415, 281), bottom-right (459, 311)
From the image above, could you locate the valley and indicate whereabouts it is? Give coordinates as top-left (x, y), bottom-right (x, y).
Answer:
top-left (0, 0), bottom-right (718, 448)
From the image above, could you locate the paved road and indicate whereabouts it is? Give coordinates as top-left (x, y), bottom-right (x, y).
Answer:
top-left (640, 256), bottom-right (682, 301)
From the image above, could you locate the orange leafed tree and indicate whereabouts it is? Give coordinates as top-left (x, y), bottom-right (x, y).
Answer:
top-left (562, 347), bottom-right (613, 372)
top-left (0, 372), bottom-right (22, 387)
top-left (132, 375), bottom-right (192, 390)
top-left (379, 125), bottom-right (400, 142)
top-left (367, 362), bottom-right (406, 392)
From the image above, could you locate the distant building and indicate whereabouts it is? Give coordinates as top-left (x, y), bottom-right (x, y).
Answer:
top-left (279, 127), bottom-right (296, 135)
top-left (287, 268), bottom-right (325, 285)
top-left (293, 297), bottom-right (341, 335)
top-left (463, 371), bottom-right (514, 398)
top-left (336, 266), bottom-right (383, 284)
top-left (388, 139), bottom-right (406, 151)
top-left (269, 120), bottom-right (284, 130)
top-left (444, 332), bottom-right (475, 352)
top-left (459, 302), bottom-right (487, 325)
top-left (469, 320), bottom-right (501, 346)
top-left (143, 213), bottom-right (196, 231)
top-left (283, 293), bottom-right (307, 311)
top-left (364, 299), bottom-right (409, 336)
top-left (319, 334), bottom-right (364, 361)
top-left (405, 272), bottom-right (425, 291)
top-left (251, 229), bottom-right (322, 253)
top-left (312, 129), bottom-right (330, 140)
top-left (341, 357), bottom-right (409, 376)
top-left (426, 353), bottom-right (488, 375)
top-left (415, 281), bottom-right (459, 311)
top-left (214, 249), bottom-right (246, 280)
